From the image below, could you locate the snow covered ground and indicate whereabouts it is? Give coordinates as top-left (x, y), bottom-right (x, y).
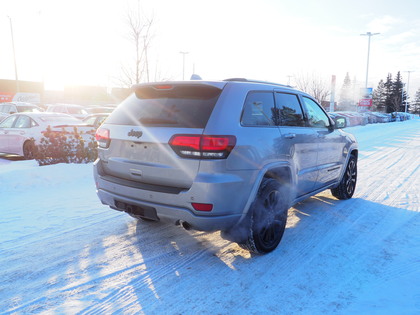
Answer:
top-left (0, 119), bottom-right (419, 314)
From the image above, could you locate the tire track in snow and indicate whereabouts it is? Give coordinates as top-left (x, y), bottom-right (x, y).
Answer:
top-left (80, 247), bottom-right (210, 314)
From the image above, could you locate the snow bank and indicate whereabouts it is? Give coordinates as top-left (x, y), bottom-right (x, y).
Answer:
top-left (0, 120), bottom-right (419, 314)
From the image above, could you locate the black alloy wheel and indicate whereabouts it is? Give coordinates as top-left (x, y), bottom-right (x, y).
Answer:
top-left (239, 178), bottom-right (289, 254)
top-left (331, 154), bottom-right (357, 200)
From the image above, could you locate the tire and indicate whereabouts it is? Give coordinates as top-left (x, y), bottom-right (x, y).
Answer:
top-left (238, 178), bottom-right (289, 254)
top-left (331, 154), bottom-right (357, 200)
top-left (23, 141), bottom-right (36, 160)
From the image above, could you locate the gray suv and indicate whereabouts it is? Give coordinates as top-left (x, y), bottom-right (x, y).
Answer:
top-left (93, 79), bottom-right (358, 254)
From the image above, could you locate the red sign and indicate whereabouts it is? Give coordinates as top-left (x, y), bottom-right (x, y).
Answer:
top-left (359, 99), bottom-right (373, 106)
top-left (0, 92), bottom-right (14, 102)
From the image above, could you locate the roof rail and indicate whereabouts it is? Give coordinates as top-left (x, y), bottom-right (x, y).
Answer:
top-left (223, 78), bottom-right (292, 88)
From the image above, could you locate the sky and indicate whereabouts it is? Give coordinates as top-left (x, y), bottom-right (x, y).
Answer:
top-left (0, 0), bottom-right (419, 99)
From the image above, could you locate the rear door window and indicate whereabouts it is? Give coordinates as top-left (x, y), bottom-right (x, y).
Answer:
top-left (14, 115), bottom-right (31, 128)
top-left (275, 93), bottom-right (305, 127)
top-left (106, 85), bottom-right (222, 128)
top-left (241, 92), bottom-right (276, 126)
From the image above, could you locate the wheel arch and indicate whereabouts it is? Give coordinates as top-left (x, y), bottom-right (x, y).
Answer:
top-left (350, 149), bottom-right (358, 159)
top-left (333, 148), bottom-right (358, 189)
top-left (240, 162), bottom-right (294, 222)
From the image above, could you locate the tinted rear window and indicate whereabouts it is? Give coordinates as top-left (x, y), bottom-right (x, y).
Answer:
top-left (105, 85), bottom-right (222, 128)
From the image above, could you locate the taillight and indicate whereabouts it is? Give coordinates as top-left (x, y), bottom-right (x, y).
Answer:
top-left (169, 135), bottom-right (236, 159)
top-left (95, 128), bottom-right (110, 148)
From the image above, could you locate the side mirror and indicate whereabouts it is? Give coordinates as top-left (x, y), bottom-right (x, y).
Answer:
top-left (335, 118), bottom-right (346, 129)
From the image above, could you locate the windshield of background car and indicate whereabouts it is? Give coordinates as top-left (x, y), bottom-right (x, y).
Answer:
top-left (40, 115), bottom-right (82, 124)
top-left (18, 106), bottom-right (42, 113)
top-left (105, 85), bottom-right (222, 128)
top-left (0, 115), bottom-right (17, 128)
top-left (68, 107), bottom-right (88, 115)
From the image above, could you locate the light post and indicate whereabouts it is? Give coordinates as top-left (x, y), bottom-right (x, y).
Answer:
top-left (143, 36), bottom-right (149, 82)
top-left (404, 70), bottom-right (414, 113)
top-left (360, 32), bottom-right (380, 89)
top-left (8, 15), bottom-right (19, 93)
top-left (180, 51), bottom-right (189, 80)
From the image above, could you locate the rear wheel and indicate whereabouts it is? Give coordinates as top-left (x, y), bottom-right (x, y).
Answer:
top-left (331, 154), bottom-right (357, 200)
top-left (23, 141), bottom-right (36, 160)
top-left (238, 178), bottom-right (289, 254)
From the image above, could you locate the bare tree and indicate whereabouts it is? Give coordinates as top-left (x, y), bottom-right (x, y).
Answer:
top-left (118, 1), bottom-right (154, 87)
top-left (293, 72), bottom-right (330, 104)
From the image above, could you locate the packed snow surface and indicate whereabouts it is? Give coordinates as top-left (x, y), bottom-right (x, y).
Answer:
top-left (0, 120), bottom-right (419, 314)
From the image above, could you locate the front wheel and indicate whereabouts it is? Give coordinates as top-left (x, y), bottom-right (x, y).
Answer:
top-left (23, 141), bottom-right (36, 160)
top-left (238, 178), bottom-right (289, 254)
top-left (331, 154), bottom-right (357, 200)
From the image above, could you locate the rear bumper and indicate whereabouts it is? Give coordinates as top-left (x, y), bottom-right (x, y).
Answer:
top-left (93, 160), bottom-right (252, 231)
top-left (96, 188), bottom-right (241, 231)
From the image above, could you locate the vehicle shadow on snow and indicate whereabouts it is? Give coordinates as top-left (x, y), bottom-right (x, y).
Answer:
top-left (284, 192), bottom-right (417, 252)
top-left (100, 218), bottom-right (253, 310)
top-left (98, 194), bottom-right (416, 312)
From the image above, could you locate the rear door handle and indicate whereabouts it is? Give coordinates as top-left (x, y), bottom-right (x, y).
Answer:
top-left (283, 133), bottom-right (296, 139)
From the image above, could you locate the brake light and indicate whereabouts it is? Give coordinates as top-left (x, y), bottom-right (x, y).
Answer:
top-left (154, 85), bottom-right (173, 90)
top-left (95, 128), bottom-right (110, 148)
top-left (169, 135), bottom-right (236, 159)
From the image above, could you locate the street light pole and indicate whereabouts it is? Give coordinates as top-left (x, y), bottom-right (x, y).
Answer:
top-left (360, 32), bottom-right (380, 89)
top-left (143, 36), bottom-right (150, 82)
top-left (8, 16), bottom-right (19, 93)
top-left (180, 51), bottom-right (189, 80)
top-left (404, 70), bottom-right (414, 113)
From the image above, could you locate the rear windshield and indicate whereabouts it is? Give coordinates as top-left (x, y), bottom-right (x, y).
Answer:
top-left (67, 107), bottom-right (88, 115)
top-left (105, 85), bottom-right (222, 128)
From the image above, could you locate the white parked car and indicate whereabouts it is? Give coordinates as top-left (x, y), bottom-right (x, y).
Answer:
top-left (0, 112), bottom-right (94, 159)
top-left (46, 104), bottom-right (89, 120)
top-left (0, 102), bottom-right (43, 122)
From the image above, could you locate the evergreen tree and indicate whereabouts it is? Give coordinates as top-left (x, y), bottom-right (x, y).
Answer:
top-left (384, 73), bottom-right (394, 113)
top-left (339, 72), bottom-right (353, 110)
top-left (392, 71), bottom-right (407, 112)
top-left (378, 72), bottom-right (408, 113)
top-left (412, 88), bottom-right (420, 115)
top-left (372, 79), bottom-right (386, 112)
